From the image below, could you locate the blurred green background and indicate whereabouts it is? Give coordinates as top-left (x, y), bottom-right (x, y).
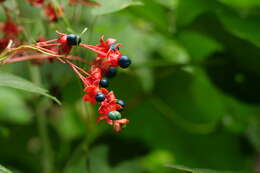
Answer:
top-left (1, 0), bottom-right (260, 172)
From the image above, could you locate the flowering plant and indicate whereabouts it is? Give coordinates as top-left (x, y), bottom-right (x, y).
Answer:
top-left (0, 0), bottom-right (132, 132)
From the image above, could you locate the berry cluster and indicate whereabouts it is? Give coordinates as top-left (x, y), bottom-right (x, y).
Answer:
top-left (80, 36), bottom-right (131, 132)
top-left (1, 32), bottom-right (131, 132)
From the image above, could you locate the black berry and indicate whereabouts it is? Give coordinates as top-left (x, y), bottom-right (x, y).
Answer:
top-left (106, 67), bottom-right (117, 78)
top-left (95, 93), bottom-right (105, 102)
top-left (118, 56), bottom-right (131, 68)
top-left (116, 99), bottom-right (125, 112)
top-left (99, 78), bottom-right (109, 88)
top-left (67, 34), bottom-right (81, 46)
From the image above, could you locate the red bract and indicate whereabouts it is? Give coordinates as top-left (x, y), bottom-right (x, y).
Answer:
top-left (83, 86), bottom-right (108, 105)
top-left (69, 0), bottom-right (100, 7)
top-left (113, 119), bottom-right (130, 132)
top-left (83, 67), bottom-right (103, 86)
top-left (44, 3), bottom-right (63, 22)
top-left (80, 36), bottom-right (123, 70)
top-left (27, 0), bottom-right (45, 6)
top-left (98, 91), bottom-right (119, 115)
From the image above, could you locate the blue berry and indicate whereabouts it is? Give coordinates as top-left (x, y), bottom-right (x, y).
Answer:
top-left (110, 44), bottom-right (117, 51)
top-left (67, 34), bottom-right (81, 46)
top-left (95, 93), bottom-right (105, 102)
top-left (116, 99), bottom-right (125, 112)
top-left (118, 56), bottom-right (131, 68)
top-left (106, 67), bottom-right (117, 78)
top-left (108, 111), bottom-right (122, 120)
top-left (99, 78), bottom-right (109, 88)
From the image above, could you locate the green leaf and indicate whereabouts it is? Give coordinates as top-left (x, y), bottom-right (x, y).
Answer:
top-left (218, 11), bottom-right (260, 48)
top-left (219, 0), bottom-right (260, 9)
top-left (177, 31), bottom-right (222, 62)
top-left (0, 73), bottom-right (60, 104)
top-left (53, 107), bottom-right (86, 141)
top-left (0, 88), bottom-right (32, 124)
top-left (176, 0), bottom-right (217, 27)
top-left (246, 115), bottom-right (260, 151)
top-left (63, 146), bottom-right (87, 173)
top-left (135, 67), bottom-right (154, 92)
top-left (153, 0), bottom-right (177, 10)
top-left (142, 150), bottom-right (175, 173)
top-left (0, 164), bottom-right (12, 173)
top-left (166, 164), bottom-right (248, 173)
top-left (89, 146), bottom-right (111, 173)
top-left (124, 98), bottom-right (249, 170)
top-left (158, 40), bottom-right (190, 64)
top-left (91, 0), bottom-right (142, 16)
top-left (89, 145), bottom-right (142, 173)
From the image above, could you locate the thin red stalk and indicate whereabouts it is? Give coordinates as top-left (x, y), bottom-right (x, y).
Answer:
top-left (57, 57), bottom-right (66, 63)
top-left (67, 60), bottom-right (86, 83)
top-left (34, 46), bottom-right (58, 55)
top-left (79, 44), bottom-right (106, 57)
top-left (41, 39), bottom-right (58, 44)
top-left (65, 59), bottom-right (90, 76)
top-left (38, 43), bottom-right (60, 47)
top-left (66, 56), bottom-right (92, 65)
top-left (3, 54), bottom-right (50, 64)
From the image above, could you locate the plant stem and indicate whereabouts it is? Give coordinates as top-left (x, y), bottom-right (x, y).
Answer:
top-left (29, 65), bottom-right (54, 173)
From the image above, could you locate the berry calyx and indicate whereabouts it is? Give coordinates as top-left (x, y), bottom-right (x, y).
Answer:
top-left (99, 78), bottom-right (109, 88)
top-left (106, 66), bottom-right (117, 78)
top-left (116, 99), bottom-right (125, 112)
top-left (95, 92), bottom-right (105, 102)
top-left (108, 111), bottom-right (122, 120)
top-left (66, 34), bottom-right (81, 46)
top-left (118, 56), bottom-right (131, 68)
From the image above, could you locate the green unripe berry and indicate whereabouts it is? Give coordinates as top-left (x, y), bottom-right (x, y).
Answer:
top-left (108, 111), bottom-right (121, 120)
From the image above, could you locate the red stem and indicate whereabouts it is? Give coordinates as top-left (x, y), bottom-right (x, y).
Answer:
top-left (79, 44), bottom-right (107, 57)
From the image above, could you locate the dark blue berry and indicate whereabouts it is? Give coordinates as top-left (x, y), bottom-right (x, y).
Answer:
top-left (110, 44), bottom-right (117, 51)
top-left (106, 67), bottom-right (117, 78)
top-left (67, 34), bottom-right (81, 46)
top-left (95, 93), bottom-right (105, 102)
top-left (116, 99), bottom-right (125, 112)
top-left (99, 78), bottom-right (109, 88)
top-left (108, 111), bottom-right (121, 120)
top-left (118, 56), bottom-right (131, 69)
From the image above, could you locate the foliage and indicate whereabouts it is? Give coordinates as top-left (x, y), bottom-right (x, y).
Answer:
top-left (0, 0), bottom-right (260, 173)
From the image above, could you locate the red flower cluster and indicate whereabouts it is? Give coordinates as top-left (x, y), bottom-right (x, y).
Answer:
top-left (0, 16), bottom-right (22, 51)
top-left (2, 31), bottom-right (131, 132)
top-left (69, 0), bottom-right (100, 7)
